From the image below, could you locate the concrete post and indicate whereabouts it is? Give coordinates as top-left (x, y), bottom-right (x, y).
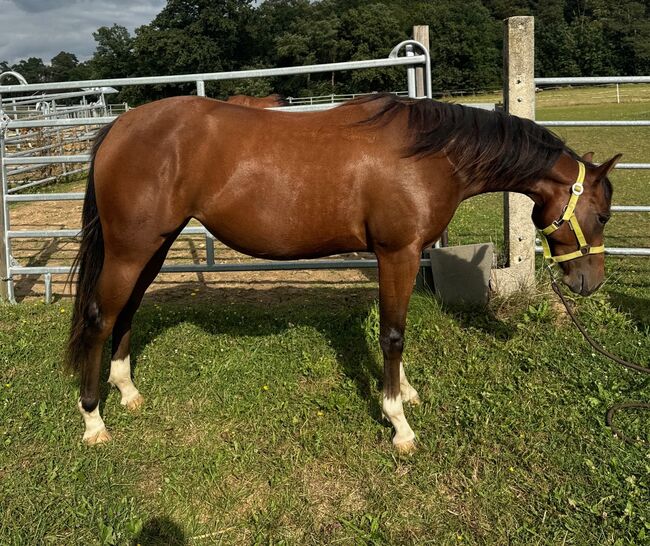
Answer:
top-left (492, 16), bottom-right (536, 295)
top-left (412, 25), bottom-right (430, 98)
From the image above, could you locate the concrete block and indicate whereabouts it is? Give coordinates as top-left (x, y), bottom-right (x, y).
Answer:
top-left (425, 243), bottom-right (494, 306)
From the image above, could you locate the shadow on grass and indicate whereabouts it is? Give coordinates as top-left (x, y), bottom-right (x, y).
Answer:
top-left (132, 516), bottom-right (186, 546)
top-left (126, 285), bottom-right (384, 422)
top-left (608, 290), bottom-right (650, 330)
top-left (95, 283), bottom-right (515, 424)
top-left (444, 303), bottom-right (517, 341)
top-left (13, 238), bottom-right (63, 297)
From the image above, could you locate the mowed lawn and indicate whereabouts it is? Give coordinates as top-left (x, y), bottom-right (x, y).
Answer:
top-left (1, 87), bottom-right (649, 545)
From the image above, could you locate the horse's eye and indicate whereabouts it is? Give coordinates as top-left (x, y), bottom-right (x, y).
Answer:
top-left (598, 214), bottom-right (611, 225)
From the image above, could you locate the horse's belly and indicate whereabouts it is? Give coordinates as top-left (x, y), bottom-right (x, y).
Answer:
top-left (197, 206), bottom-right (368, 260)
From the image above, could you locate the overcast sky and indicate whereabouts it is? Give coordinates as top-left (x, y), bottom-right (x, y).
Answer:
top-left (0, 0), bottom-right (166, 64)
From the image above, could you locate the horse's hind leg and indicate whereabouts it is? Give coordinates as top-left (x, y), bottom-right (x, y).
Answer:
top-left (77, 225), bottom-right (183, 445)
top-left (400, 361), bottom-right (421, 405)
top-left (376, 246), bottom-right (421, 454)
top-left (78, 251), bottom-right (150, 444)
top-left (109, 226), bottom-right (185, 411)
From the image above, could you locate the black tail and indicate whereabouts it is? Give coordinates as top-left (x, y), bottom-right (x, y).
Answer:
top-left (65, 121), bottom-right (115, 375)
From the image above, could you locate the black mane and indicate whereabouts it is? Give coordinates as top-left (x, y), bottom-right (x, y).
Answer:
top-left (351, 94), bottom-right (571, 190)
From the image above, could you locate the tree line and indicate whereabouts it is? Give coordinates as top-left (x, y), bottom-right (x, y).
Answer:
top-left (2, 0), bottom-right (648, 103)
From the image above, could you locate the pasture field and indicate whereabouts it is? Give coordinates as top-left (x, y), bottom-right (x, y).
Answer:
top-left (1, 87), bottom-right (649, 545)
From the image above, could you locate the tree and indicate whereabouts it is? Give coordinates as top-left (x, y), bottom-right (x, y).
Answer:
top-left (132, 0), bottom-right (255, 98)
top-left (535, 0), bottom-right (580, 77)
top-left (413, 0), bottom-right (501, 92)
top-left (50, 51), bottom-right (79, 81)
top-left (7, 0), bottom-right (648, 102)
top-left (91, 24), bottom-right (135, 79)
top-left (338, 3), bottom-right (408, 93)
top-left (602, 0), bottom-right (650, 75)
top-left (571, 16), bottom-right (614, 76)
top-left (12, 57), bottom-right (48, 83)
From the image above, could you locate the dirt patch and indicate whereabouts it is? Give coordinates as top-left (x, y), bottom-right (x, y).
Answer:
top-left (7, 185), bottom-right (379, 303)
top-left (137, 463), bottom-right (164, 497)
top-left (300, 459), bottom-right (366, 522)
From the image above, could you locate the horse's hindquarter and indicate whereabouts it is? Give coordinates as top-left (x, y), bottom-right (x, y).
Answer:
top-left (94, 97), bottom-right (448, 259)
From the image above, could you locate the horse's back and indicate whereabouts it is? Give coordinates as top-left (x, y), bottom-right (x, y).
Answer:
top-left (91, 96), bottom-right (424, 258)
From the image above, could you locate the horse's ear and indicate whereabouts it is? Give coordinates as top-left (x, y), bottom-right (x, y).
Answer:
top-left (581, 151), bottom-right (595, 163)
top-left (595, 154), bottom-right (622, 179)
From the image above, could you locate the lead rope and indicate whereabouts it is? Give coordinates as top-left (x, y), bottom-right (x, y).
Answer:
top-left (547, 266), bottom-right (650, 445)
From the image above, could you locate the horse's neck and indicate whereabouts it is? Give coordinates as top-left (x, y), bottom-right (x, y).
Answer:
top-left (461, 175), bottom-right (536, 201)
top-left (458, 151), bottom-right (572, 202)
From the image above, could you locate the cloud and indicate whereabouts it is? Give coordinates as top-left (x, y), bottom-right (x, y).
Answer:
top-left (11, 0), bottom-right (80, 13)
top-left (0, 0), bottom-right (165, 64)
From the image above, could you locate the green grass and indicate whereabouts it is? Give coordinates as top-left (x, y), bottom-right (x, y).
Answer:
top-left (1, 86), bottom-right (649, 544)
top-left (1, 290), bottom-right (649, 545)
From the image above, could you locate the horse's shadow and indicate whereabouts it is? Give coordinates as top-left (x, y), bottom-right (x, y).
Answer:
top-left (101, 285), bottom-right (384, 421)
top-left (97, 283), bottom-right (516, 423)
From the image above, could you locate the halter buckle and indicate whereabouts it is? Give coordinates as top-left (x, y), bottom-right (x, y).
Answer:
top-left (572, 182), bottom-right (584, 196)
top-left (580, 246), bottom-right (590, 256)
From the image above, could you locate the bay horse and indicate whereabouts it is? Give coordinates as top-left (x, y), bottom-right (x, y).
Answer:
top-left (66, 94), bottom-right (620, 452)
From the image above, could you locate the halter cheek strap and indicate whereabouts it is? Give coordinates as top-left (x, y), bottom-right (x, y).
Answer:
top-left (539, 161), bottom-right (605, 264)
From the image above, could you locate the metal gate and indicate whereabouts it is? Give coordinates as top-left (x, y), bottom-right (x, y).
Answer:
top-left (534, 77), bottom-right (650, 258)
top-left (0, 41), bottom-right (432, 303)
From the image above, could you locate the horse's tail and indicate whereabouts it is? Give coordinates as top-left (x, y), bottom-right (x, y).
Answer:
top-left (65, 121), bottom-right (115, 375)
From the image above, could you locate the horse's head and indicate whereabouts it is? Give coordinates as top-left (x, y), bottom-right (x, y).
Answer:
top-left (531, 152), bottom-right (622, 296)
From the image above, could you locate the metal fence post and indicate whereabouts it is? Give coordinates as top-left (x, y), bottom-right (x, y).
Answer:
top-left (406, 46), bottom-right (416, 98)
top-left (492, 16), bottom-right (536, 295)
top-left (0, 99), bottom-right (13, 302)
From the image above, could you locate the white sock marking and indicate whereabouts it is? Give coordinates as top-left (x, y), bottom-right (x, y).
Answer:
top-left (399, 361), bottom-right (419, 403)
top-left (108, 356), bottom-right (141, 406)
top-left (382, 394), bottom-right (415, 446)
top-left (78, 400), bottom-right (107, 441)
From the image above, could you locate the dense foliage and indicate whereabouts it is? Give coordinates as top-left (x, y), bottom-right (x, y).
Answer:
top-left (2, 0), bottom-right (649, 101)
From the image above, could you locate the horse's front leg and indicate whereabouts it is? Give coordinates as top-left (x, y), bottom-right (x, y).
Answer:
top-left (376, 246), bottom-right (421, 454)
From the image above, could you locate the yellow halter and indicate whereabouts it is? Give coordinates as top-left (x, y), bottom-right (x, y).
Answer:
top-left (539, 161), bottom-right (605, 264)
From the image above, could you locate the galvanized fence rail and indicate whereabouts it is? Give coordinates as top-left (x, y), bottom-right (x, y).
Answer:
top-left (534, 76), bottom-right (650, 258)
top-left (0, 41), bottom-right (432, 303)
top-left (1, 83), bottom-right (117, 195)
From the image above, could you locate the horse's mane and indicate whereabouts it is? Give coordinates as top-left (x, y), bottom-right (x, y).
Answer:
top-left (349, 93), bottom-right (572, 190)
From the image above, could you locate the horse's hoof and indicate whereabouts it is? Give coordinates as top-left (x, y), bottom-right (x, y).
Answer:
top-left (394, 438), bottom-right (416, 455)
top-left (403, 393), bottom-right (421, 406)
top-left (84, 428), bottom-right (112, 446)
top-left (123, 393), bottom-right (144, 412)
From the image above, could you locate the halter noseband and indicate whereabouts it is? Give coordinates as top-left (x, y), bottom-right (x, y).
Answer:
top-left (539, 161), bottom-right (605, 264)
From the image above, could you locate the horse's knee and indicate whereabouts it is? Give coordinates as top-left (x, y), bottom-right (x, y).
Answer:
top-left (380, 327), bottom-right (404, 358)
top-left (80, 394), bottom-right (99, 413)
